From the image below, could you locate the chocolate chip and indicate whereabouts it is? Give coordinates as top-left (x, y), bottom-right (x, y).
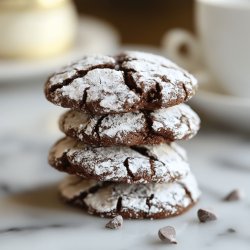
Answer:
top-left (105, 215), bottom-right (123, 229)
top-left (197, 209), bottom-right (217, 223)
top-left (224, 189), bottom-right (242, 201)
top-left (158, 226), bottom-right (177, 244)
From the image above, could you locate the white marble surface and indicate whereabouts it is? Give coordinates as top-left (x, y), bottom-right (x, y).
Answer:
top-left (0, 84), bottom-right (250, 250)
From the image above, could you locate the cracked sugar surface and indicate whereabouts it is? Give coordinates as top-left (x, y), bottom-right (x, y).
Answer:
top-left (49, 137), bottom-right (191, 184)
top-left (59, 172), bottom-right (200, 219)
top-left (45, 51), bottom-right (197, 114)
top-left (59, 104), bottom-right (200, 146)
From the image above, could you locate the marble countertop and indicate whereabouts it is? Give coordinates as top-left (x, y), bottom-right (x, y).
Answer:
top-left (0, 84), bottom-right (250, 250)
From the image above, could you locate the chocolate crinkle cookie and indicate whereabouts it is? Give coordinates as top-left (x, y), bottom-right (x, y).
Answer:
top-left (59, 172), bottom-right (200, 219)
top-left (59, 104), bottom-right (200, 146)
top-left (48, 137), bottom-right (190, 184)
top-left (45, 51), bottom-right (197, 115)
top-left (44, 50), bottom-right (201, 221)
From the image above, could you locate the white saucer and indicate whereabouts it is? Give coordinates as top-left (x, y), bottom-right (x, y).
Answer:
top-left (0, 16), bottom-right (119, 84)
top-left (191, 83), bottom-right (250, 132)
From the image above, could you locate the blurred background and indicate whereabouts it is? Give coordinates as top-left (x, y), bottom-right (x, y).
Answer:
top-left (74, 0), bottom-right (194, 45)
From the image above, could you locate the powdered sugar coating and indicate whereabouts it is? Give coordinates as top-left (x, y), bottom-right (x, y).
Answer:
top-left (59, 104), bottom-right (200, 146)
top-left (70, 55), bottom-right (115, 71)
top-left (49, 55), bottom-right (115, 86)
top-left (120, 51), bottom-right (197, 105)
top-left (60, 69), bottom-right (139, 112)
top-left (99, 112), bottom-right (145, 139)
top-left (45, 51), bottom-right (198, 115)
top-left (49, 137), bottom-right (191, 184)
top-left (59, 172), bottom-right (200, 219)
top-left (49, 70), bottom-right (77, 86)
top-left (151, 104), bottom-right (200, 140)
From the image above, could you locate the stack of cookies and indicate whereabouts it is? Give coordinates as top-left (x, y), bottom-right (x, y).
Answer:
top-left (45, 51), bottom-right (201, 219)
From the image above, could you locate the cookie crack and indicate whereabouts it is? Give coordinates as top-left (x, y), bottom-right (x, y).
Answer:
top-left (128, 146), bottom-right (157, 179)
top-left (130, 146), bottom-right (157, 161)
top-left (70, 187), bottom-right (96, 206)
top-left (142, 111), bottom-right (174, 142)
top-left (55, 150), bottom-right (71, 170)
top-left (79, 87), bottom-right (90, 110)
top-left (70, 181), bottom-right (109, 205)
top-left (93, 115), bottom-right (108, 140)
top-left (116, 196), bottom-right (123, 212)
top-left (178, 182), bottom-right (194, 203)
top-left (123, 70), bottom-right (143, 94)
top-left (146, 194), bottom-right (154, 210)
top-left (48, 64), bottom-right (115, 94)
top-left (130, 146), bottom-right (165, 175)
top-left (51, 139), bottom-right (79, 170)
top-left (146, 81), bottom-right (162, 103)
top-left (123, 157), bottom-right (135, 179)
top-left (115, 56), bottom-right (143, 95)
top-left (142, 110), bottom-right (154, 138)
top-left (116, 53), bottom-right (182, 71)
top-left (182, 82), bottom-right (189, 101)
top-left (47, 72), bottom-right (79, 93)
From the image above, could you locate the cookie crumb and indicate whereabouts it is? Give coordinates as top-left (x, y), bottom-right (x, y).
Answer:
top-left (224, 189), bottom-right (243, 201)
top-left (197, 209), bottom-right (217, 223)
top-left (105, 215), bottom-right (123, 229)
top-left (158, 226), bottom-right (177, 244)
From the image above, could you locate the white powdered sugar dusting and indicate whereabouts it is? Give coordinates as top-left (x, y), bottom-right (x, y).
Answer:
top-left (144, 143), bottom-right (189, 180)
top-left (49, 70), bottom-right (77, 86)
top-left (152, 104), bottom-right (200, 139)
top-left (60, 104), bottom-right (200, 143)
top-left (51, 138), bottom-right (191, 183)
top-left (180, 171), bottom-right (201, 201)
top-left (49, 54), bottom-right (115, 86)
top-left (48, 51), bottom-right (201, 218)
top-left (59, 173), bottom-right (200, 215)
top-left (98, 112), bottom-right (145, 139)
top-left (70, 55), bottom-right (115, 71)
top-left (125, 157), bottom-right (151, 180)
top-left (67, 144), bottom-right (139, 181)
top-left (58, 68), bottom-right (139, 112)
top-left (60, 78), bottom-right (87, 101)
top-left (85, 187), bottom-right (118, 213)
top-left (84, 69), bottom-right (138, 111)
top-left (46, 51), bottom-right (198, 113)
top-left (124, 61), bottom-right (190, 91)
top-left (122, 51), bottom-right (179, 68)
top-left (122, 51), bottom-right (197, 95)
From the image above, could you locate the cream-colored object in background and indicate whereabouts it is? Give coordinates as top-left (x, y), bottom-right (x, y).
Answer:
top-left (0, 0), bottom-right (78, 59)
top-left (0, 17), bottom-right (120, 83)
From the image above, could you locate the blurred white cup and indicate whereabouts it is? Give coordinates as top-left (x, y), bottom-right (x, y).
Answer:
top-left (162, 0), bottom-right (250, 98)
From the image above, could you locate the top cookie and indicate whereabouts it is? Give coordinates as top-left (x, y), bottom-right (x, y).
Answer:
top-left (45, 51), bottom-right (197, 115)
